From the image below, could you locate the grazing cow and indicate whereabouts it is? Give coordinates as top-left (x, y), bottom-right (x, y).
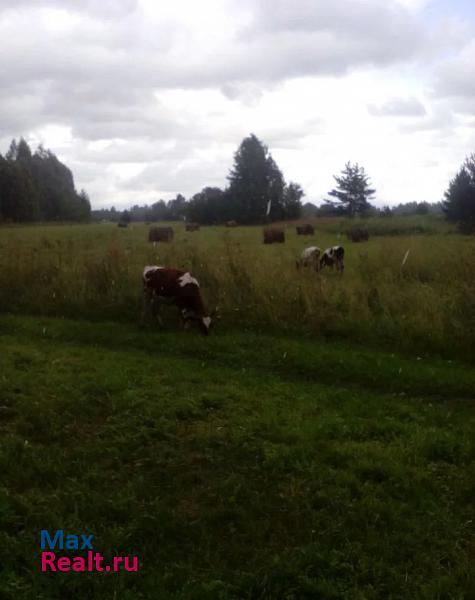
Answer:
top-left (225, 220), bottom-right (238, 227)
top-left (296, 246), bottom-right (322, 270)
top-left (186, 223), bottom-right (200, 232)
top-left (320, 246), bottom-right (345, 272)
top-left (142, 266), bottom-right (212, 335)
top-left (263, 227), bottom-right (285, 244)
top-left (346, 228), bottom-right (369, 242)
top-left (296, 224), bottom-right (315, 236)
top-left (148, 226), bottom-right (174, 243)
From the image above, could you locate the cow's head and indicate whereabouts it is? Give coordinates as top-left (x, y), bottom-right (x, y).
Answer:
top-left (198, 307), bottom-right (220, 335)
top-left (199, 316), bottom-right (212, 335)
top-left (182, 311), bottom-right (214, 335)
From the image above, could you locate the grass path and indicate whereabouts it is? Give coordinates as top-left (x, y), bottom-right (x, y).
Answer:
top-left (1, 315), bottom-right (474, 599)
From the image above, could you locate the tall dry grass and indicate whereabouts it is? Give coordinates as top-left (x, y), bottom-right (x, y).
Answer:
top-left (0, 220), bottom-right (474, 358)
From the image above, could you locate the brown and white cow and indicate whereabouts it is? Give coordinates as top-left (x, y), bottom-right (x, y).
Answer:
top-left (142, 266), bottom-right (212, 335)
top-left (320, 246), bottom-right (345, 272)
top-left (296, 246), bottom-right (322, 271)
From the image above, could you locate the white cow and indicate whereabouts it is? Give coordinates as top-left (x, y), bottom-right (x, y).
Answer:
top-left (296, 246), bottom-right (322, 271)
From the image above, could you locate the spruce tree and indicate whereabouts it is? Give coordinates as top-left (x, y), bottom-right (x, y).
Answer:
top-left (227, 134), bottom-right (286, 224)
top-left (327, 162), bottom-right (376, 217)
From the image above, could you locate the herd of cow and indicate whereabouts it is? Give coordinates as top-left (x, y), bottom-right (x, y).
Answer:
top-left (141, 222), bottom-right (366, 335)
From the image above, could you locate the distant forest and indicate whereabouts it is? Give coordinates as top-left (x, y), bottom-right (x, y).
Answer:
top-left (0, 138), bottom-right (90, 222)
top-left (1, 134), bottom-right (444, 225)
top-left (95, 197), bottom-right (443, 225)
top-left (94, 135), bottom-right (443, 224)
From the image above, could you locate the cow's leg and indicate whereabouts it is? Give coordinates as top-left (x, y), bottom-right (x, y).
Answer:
top-left (180, 308), bottom-right (194, 331)
top-left (142, 289), bottom-right (165, 328)
top-left (154, 300), bottom-right (164, 327)
top-left (140, 287), bottom-right (154, 326)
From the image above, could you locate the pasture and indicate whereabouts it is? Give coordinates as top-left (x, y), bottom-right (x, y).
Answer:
top-left (1, 216), bottom-right (475, 598)
top-left (0, 215), bottom-right (474, 357)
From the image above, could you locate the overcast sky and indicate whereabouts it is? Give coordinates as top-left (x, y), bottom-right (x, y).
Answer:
top-left (0, 0), bottom-right (474, 209)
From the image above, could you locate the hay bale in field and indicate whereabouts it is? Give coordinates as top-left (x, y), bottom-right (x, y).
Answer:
top-left (296, 223), bottom-right (314, 236)
top-left (117, 222), bottom-right (128, 228)
top-left (185, 222), bottom-right (200, 232)
top-left (346, 228), bottom-right (369, 242)
top-left (263, 227), bottom-right (285, 244)
top-left (148, 226), bottom-right (174, 243)
top-left (225, 220), bottom-right (238, 227)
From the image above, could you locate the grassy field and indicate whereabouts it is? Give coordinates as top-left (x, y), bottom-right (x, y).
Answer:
top-left (1, 314), bottom-right (474, 599)
top-left (0, 215), bottom-right (474, 358)
top-left (1, 217), bottom-right (474, 598)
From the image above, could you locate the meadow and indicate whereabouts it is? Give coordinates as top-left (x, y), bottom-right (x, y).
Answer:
top-left (0, 215), bottom-right (474, 358)
top-left (1, 216), bottom-right (475, 598)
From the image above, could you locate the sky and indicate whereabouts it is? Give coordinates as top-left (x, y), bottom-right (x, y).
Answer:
top-left (0, 0), bottom-right (474, 209)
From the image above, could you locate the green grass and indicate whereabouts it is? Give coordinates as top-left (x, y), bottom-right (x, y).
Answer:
top-left (1, 314), bottom-right (474, 599)
top-left (0, 217), bottom-right (474, 359)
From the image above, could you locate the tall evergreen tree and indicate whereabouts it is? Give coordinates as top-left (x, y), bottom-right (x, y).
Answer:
top-left (443, 154), bottom-right (475, 233)
top-left (227, 134), bottom-right (286, 224)
top-left (326, 162), bottom-right (376, 217)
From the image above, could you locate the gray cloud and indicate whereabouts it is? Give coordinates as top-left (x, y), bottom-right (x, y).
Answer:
top-left (0, 0), bottom-right (465, 207)
top-left (241, 0), bottom-right (426, 67)
top-left (258, 119), bottom-right (325, 148)
top-left (397, 106), bottom-right (456, 133)
top-left (0, 0), bottom-right (431, 145)
top-left (121, 156), bottom-right (231, 195)
top-left (432, 40), bottom-right (475, 112)
top-left (0, 0), bottom-right (138, 19)
top-left (368, 97), bottom-right (427, 117)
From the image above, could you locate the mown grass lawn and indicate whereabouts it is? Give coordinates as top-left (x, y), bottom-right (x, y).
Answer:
top-left (1, 315), bottom-right (474, 599)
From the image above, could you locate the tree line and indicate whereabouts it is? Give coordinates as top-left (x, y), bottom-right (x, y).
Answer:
top-left (94, 134), bottom-right (305, 225)
top-left (101, 140), bottom-right (446, 225)
top-left (0, 138), bottom-right (91, 222)
top-left (2, 133), bottom-right (474, 232)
